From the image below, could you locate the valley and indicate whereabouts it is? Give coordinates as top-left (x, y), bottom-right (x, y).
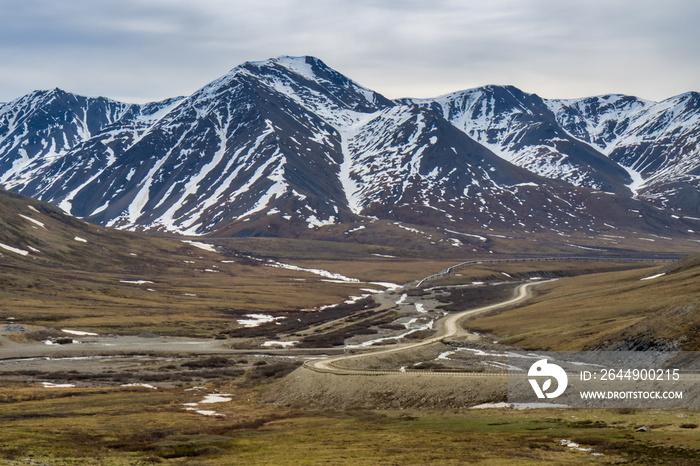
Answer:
top-left (1, 247), bottom-right (699, 464)
top-left (1, 54), bottom-right (699, 464)
top-left (1, 188), bottom-right (696, 397)
top-left (1, 193), bottom-right (698, 463)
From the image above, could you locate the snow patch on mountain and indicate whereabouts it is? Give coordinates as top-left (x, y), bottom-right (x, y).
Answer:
top-left (0, 56), bottom-right (697, 236)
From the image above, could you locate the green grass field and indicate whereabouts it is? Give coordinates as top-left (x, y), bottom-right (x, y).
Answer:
top-left (0, 382), bottom-right (698, 465)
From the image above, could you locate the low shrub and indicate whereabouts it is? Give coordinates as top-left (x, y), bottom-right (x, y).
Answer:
top-left (245, 361), bottom-right (301, 383)
top-left (180, 357), bottom-right (231, 369)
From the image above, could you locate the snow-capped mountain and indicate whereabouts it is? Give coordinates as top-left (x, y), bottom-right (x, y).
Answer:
top-left (0, 89), bottom-right (131, 186)
top-left (405, 86), bottom-right (634, 196)
top-left (548, 92), bottom-right (700, 212)
top-left (0, 89), bottom-right (184, 211)
top-left (407, 85), bottom-right (700, 216)
top-left (0, 56), bottom-right (697, 239)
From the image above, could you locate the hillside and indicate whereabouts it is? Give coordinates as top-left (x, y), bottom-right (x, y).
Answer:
top-left (0, 189), bottom-right (459, 337)
top-left (465, 252), bottom-right (700, 351)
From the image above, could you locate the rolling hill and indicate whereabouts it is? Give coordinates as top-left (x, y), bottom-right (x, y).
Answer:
top-left (465, 253), bottom-right (700, 351)
top-left (0, 189), bottom-right (463, 336)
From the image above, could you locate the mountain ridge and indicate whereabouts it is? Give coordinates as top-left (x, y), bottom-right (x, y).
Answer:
top-left (0, 55), bottom-right (698, 241)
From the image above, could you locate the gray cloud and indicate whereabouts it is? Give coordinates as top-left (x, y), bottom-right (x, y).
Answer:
top-left (0, 0), bottom-right (698, 103)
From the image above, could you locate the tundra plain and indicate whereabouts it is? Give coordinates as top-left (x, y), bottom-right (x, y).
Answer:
top-left (2, 191), bottom-right (700, 464)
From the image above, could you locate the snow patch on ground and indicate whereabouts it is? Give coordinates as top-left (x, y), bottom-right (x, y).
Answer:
top-left (345, 225), bottom-right (366, 234)
top-left (370, 282), bottom-right (401, 291)
top-left (61, 329), bottom-right (98, 336)
top-left (344, 294), bottom-right (371, 304)
top-left (265, 259), bottom-right (360, 283)
top-left (560, 439), bottom-right (600, 454)
top-left (620, 163), bottom-right (646, 197)
top-left (19, 214), bottom-right (46, 229)
top-left (436, 350), bottom-right (457, 360)
top-left (183, 392), bottom-right (232, 416)
top-left (200, 394), bottom-right (233, 404)
top-left (306, 214), bottom-right (336, 229)
top-left (444, 229), bottom-right (487, 241)
top-left (237, 314), bottom-right (284, 328)
top-left (182, 240), bottom-right (218, 253)
top-left (361, 288), bottom-right (382, 293)
top-left (0, 242), bottom-right (29, 256)
top-left (41, 382), bottom-right (76, 388)
top-left (641, 273), bottom-right (665, 280)
top-left (262, 340), bottom-right (298, 348)
top-left (394, 222), bottom-right (425, 235)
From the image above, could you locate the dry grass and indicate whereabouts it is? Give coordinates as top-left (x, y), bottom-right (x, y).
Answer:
top-left (1, 188), bottom-right (693, 339)
top-left (485, 228), bottom-right (700, 256)
top-left (0, 251), bottom-right (457, 337)
top-left (0, 256), bottom-right (380, 336)
top-left (426, 258), bottom-right (667, 287)
top-left (0, 200), bottom-right (457, 336)
top-left (0, 383), bottom-right (698, 464)
top-left (466, 261), bottom-right (700, 350)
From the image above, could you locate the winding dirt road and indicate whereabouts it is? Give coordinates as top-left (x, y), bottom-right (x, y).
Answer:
top-left (307, 280), bottom-right (546, 374)
top-left (0, 281), bottom-right (543, 372)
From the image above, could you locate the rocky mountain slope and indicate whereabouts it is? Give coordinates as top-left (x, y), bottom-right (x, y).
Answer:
top-left (0, 56), bottom-right (698, 239)
top-left (549, 92), bottom-right (700, 212)
top-left (410, 87), bottom-right (700, 215)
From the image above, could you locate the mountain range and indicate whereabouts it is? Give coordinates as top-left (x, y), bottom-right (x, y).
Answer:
top-left (0, 56), bottom-right (698, 241)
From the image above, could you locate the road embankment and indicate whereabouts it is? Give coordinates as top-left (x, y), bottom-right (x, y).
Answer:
top-left (261, 365), bottom-right (507, 409)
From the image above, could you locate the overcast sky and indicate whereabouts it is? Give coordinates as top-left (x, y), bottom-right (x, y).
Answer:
top-left (1, 0), bottom-right (698, 104)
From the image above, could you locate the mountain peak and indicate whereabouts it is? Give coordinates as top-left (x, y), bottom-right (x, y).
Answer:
top-left (0, 55), bottom-right (698, 239)
top-left (668, 91), bottom-right (700, 108)
top-left (202, 55), bottom-right (359, 101)
top-left (267, 55), bottom-right (327, 73)
top-left (239, 55), bottom-right (329, 80)
top-left (234, 55), bottom-right (393, 114)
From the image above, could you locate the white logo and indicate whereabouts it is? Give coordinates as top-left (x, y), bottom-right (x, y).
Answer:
top-left (528, 359), bottom-right (568, 399)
